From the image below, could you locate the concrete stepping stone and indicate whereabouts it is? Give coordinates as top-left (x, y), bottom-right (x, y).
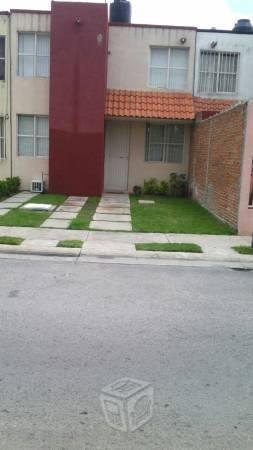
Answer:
top-left (68, 196), bottom-right (87, 202)
top-left (96, 207), bottom-right (130, 215)
top-left (93, 213), bottom-right (131, 222)
top-left (138, 200), bottom-right (155, 205)
top-left (57, 205), bottom-right (82, 213)
top-left (99, 202), bottom-right (130, 208)
top-left (50, 211), bottom-right (77, 220)
top-left (40, 219), bottom-right (71, 229)
top-left (63, 201), bottom-right (85, 207)
top-left (0, 209), bottom-right (10, 216)
top-left (3, 197), bottom-right (28, 203)
top-left (90, 220), bottom-right (132, 231)
top-left (0, 202), bottom-right (22, 209)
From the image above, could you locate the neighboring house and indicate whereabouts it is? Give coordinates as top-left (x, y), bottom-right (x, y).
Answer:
top-left (0, 1), bottom-right (252, 234)
top-left (0, 12), bottom-right (10, 179)
top-left (194, 28), bottom-right (253, 100)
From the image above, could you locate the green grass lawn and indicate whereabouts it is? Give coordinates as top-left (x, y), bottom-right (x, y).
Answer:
top-left (27, 193), bottom-right (67, 205)
top-left (135, 243), bottom-right (203, 253)
top-left (232, 246), bottom-right (253, 255)
top-left (0, 209), bottom-right (50, 227)
top-left (57, 239), bottom-right (83, 248)
top-left (0, 193), bottom-right (67, 228)
top-left (0, 236), bottom-right (24, 245)
top-left (130, 196), bottom-right (235, 235)
top-left (69, 197), bottom-right (100, 230)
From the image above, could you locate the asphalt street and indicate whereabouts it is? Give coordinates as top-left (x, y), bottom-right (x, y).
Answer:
top-left (0, 257), bottom-right (252, 449)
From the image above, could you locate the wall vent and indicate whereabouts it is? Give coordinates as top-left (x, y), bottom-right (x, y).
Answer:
top-left (31, 180), bottom-right (44, 193)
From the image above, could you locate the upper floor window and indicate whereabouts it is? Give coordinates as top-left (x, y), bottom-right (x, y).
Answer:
top-left (198, 51), bottom-right (239, 94)
top-left (145, 123), bottom-right (184, 163)
top-left (149, 47), bottom-right (189, 90)
top-left (0, 37), bottom-right (5, 81)
top-left (18, 33), bottom-right (50, 77)
top-left (0, 118), bottom-right (5, 159)
top-left (17, 115), bottom-right (49, 157)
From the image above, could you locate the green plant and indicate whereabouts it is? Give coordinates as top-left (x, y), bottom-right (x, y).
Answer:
top-left (57, 240), bottom-right (83, 248)
top-left (159, 180), bottom-right (169, 196)
top-left (168, 173), bottom-right (188, 197)
top-left (133, 185), bottom-right (142, 195)
top-left (6, 177), bottom-right (21, 194)
top-left (0, 176), bottom-right (21, 198)
top-left (232, 246), bottom-right (253, 255)
top-left (0, 236), bottom-right (24, 245)
top-left (135, 243), bottom-right (203, 253)
top-left (143, 178), bottom-right (161, 195)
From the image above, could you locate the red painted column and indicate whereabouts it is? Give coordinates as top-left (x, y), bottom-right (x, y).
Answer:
top-left (49, 1), bottom-right (108, 195)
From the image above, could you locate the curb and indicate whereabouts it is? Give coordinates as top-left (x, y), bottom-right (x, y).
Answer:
top-left (0, 245), bottom-right (253, 268)
top-left (0, 245), bottom-right (81, 258)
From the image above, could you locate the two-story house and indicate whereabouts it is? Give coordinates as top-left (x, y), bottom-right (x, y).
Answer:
top-left (0, 0), bottom-right (253, 208)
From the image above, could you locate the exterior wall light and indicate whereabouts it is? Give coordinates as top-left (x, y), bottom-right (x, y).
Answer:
top-left (180, 37), bottom-right (187, 44)
top-left (210, 41), bottom-right (218, 48)
top-left (75, 17), bottom-right (82, 25)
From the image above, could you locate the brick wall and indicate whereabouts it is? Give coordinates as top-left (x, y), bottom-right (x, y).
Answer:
top-left (189, 103), bottom-right (247, 229)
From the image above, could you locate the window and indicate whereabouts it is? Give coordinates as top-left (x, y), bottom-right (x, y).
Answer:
top-left (0, 118), bottom-right (5, 159)
top-left (149, 47), bottom-right (189, 90)
top-left (145, 124), bottom-right (184, 163)
top-left (198, 51), bottom-right (239, 94)
top-left (18, 33), bottom-right (50, 77)
top-left (17, 115), bottom-right (49, 157)
top-left (0, 37), bottom-right (5, 81)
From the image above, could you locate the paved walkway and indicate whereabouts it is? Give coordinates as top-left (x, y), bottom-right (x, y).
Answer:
top-left (0, 191), bottom-right (37, 215)
top-left (40, 196), bottom-right (87, 229)
top-left (90, 193), bottom-right (132, 231)
top-left (0, 226), bottom-right (252, 264)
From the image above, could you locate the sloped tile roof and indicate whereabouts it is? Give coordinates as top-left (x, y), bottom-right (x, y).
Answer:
top-left (194, 96), bottom-right (235, 114)
top-left (105, 90), bottom-right (236, 120)
top-left (105, 90), bottom-right (195, 120)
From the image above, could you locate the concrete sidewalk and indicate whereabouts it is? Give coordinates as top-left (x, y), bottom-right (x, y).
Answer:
top-left (0, 226), bottom-right (252, 264)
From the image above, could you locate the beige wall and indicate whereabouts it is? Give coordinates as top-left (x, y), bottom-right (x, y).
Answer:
top-left (107, 25), bottom-right (196, 92)
top-left (0, 14), bottom-right (11, 180)
top-left (121, 120), bottom-right (190, 192)
top-left (11, 12), bottom-right (50, 189)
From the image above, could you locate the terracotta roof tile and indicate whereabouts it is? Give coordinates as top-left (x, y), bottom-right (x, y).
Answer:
top-left (105, 90), bottom-right (236, 120)
top-left (194, 96), bottom-right (235, 114)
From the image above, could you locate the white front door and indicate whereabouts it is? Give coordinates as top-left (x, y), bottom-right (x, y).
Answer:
top-left (104, 121), bottom-right (130, 192)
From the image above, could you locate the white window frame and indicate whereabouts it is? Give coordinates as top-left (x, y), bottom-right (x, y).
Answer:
top-left (18, 32), bottom-right (50, 78)
top-left (17, 115), bottom-right (49, 158)
top-left (198, 50), bottom-right (239, 94)
top-left (148, 47), bottom-right (189, 91)
top-left (145, 123), bottom-right (185, 164)
top-left (0, 117), bottom-right (6, 160)
top-left (0, 36), bottom-right (5, 81)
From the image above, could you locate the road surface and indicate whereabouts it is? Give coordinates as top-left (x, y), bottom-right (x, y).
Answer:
top-left (0, 257), bottom-right (252, 449)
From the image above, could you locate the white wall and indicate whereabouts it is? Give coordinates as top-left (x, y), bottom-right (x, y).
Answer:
top-left (194, 31), bottom-right (253, 100)
top-left (10, 12), bottom-right (50, 190)
top-left (108, 25), bottom-right (196, 92)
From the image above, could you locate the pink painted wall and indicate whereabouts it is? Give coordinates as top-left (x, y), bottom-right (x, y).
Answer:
top-left (238, 100), bottom-right (253, 235)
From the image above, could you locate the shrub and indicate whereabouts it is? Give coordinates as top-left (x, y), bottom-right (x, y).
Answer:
top-left (159, 180), bottom-right (169, 196)
top-left (168, 173), bottom-right (188, 197)
top-left (133, 185), bottom-right (142, 195)
top-left (0, 176), bottom-right (21, 198)
top-left (6, 177), bottom-right (20, 194)
top-left (143, 178), bottom-right (161, 195)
